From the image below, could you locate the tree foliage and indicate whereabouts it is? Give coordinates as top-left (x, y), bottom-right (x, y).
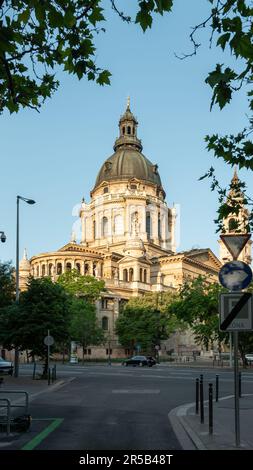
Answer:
top-left (69, 297), bottom-right (104, 362)
top-left (57, 269), bottom-right (105, 301)
top-left (116, 291), bottom-right (184, 354)
top-left (0, 261), bottom-right (15, 308)
top-left (0, 0), bottom-right (172, 114)
top-left (0, 277), bottom-right (71, 362)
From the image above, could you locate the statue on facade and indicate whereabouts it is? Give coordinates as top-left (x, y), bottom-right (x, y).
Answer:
top-left (131, 211), bottom-right (139, 237)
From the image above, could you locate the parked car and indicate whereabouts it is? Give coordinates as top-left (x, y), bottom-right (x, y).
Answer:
top-left (245, 354), bottom-right (253, 364)
top-left (122, 355), bottom-right (156, 367)
top-left (0, 357), bottom-right (13, 375)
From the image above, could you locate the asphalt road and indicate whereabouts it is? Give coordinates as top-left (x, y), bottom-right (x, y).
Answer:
top-left (3, 364), bottom-right (253, 450)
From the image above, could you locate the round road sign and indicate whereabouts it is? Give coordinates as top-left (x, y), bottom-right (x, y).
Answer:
top-left (44, 335), bottom-right (54, 346)
top-left (219, 261), bottom-right (252, 291)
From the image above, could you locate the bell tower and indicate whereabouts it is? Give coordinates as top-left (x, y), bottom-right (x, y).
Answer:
top-left (219, 169), bottom-right (252, 264)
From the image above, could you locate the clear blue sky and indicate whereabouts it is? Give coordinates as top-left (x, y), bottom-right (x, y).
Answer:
top-left (0, 1), bottom-right (252, 264)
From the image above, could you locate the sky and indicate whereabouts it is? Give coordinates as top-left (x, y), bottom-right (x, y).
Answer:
top-left (0, 0), bottom-right (252, 265)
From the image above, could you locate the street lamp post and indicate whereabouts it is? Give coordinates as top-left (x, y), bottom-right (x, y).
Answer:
top-left (14, 195), bottom-right (36, 378)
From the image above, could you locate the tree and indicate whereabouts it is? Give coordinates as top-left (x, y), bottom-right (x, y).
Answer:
top-left (169, 276), bottom-right (253, 365)
top-left (0, 0), bottom-right (173, 114)
top-left (116, 291), bottom-right (184, 355)
top-left (69, 297), bottom-right (103, 363)
top-left (0, 277), bottom-right (71, 374)
top-left (57, 269), bottom-right (105, 301)
top-left (0, 261), bottom-right (15, 308)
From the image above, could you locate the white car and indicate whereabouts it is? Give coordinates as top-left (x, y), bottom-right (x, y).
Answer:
top-left (0, 357), bottom-right (13, 375)
top-left (245, 354), bottom-right (253, 364)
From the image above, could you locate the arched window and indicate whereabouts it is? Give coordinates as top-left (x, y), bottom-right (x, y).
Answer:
top-left (93, 263), bottom-right (97, 276)
top-left (123, 126), bottom-right (125, 135)
top-left (146, 212), bottom-right (151, 238)
top-left (84, 263), bottom-right (89, 274)
top-left (127, 126), bottom-right (131, 135)
top-left (76, 263), bottom-right (81, 273)
top-left (229, 218), bottom-right (237, 232)
top-left (123, 269), bottom-right (128, 282)
top-left (114, 214), bottom-right (124, 235)
top-left (140, 268), bottom-right (143, 282)
top-left (42, 265), bottom-right (46, 277)
top-left (102, 216), bottom-right (109, 237)
top-left (93, 220), bottom-right (96, 239)
top-left (158, 214), bottom-right (161, 238)
top-left (57, 263), bottom-right (62, 275)
top-left (144, 269), bottom-right (147, 283)
top-left (129, 268), bottom-right (134, 282)
top-left (102, 316), bottom-right (109, 330)
top-left (103, 187), bottom-right (109, 194)
top-left (49, 263), bottom-right (53, 276)
top-left (36, 266), bottom-right (39, 277)
top-left (66, 262), bottom-right (72, 272)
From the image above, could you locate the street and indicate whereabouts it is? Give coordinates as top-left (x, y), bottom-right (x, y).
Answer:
top-left (1, 363), bottom-right (253, 450)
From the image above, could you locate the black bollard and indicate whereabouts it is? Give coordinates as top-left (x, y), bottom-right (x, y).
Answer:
top-left (196, 378), bottom-right (199, 414)
top-left (239, 371), bottom-right (242, 398)
top-left (209, 383), bottom-right (213, 435)
top-left (215, 374), bottom-right (219, 402)
top-left (200, 375), bottom-right (204, 424)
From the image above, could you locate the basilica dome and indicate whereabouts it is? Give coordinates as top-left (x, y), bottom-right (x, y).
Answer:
top-left (93, 102), bottom-right (163, 191)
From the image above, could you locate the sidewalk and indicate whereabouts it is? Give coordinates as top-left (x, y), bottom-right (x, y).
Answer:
top-left (169, 393), bottom-right (253, 450)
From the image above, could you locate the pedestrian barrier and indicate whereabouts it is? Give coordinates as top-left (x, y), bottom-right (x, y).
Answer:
top-left (0, 390), bottom-right (30, 435)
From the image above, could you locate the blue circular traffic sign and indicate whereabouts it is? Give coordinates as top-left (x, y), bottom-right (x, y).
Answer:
top-left (219, 261), bottom-right (252, 291)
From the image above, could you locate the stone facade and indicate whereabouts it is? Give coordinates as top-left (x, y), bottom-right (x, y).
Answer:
top-left (20, 103), bottom-right (223, 359)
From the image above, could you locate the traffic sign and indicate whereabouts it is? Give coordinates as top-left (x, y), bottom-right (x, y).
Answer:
top-left (220, 233), bottom-right (251, 260)
top-left (219, 261), bottom-right (252, 291)
top-left (44, 335), bottom-right (54, 346)
top-left (219, 292), bottom-right (253, 331)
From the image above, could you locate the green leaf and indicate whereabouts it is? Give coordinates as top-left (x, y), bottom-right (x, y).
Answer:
top-left (96, 70), bottom-right (111, 86)
top-left (217, 33), bottom-right (230, 50)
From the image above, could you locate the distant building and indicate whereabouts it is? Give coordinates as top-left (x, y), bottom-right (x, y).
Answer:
top-left (20, 103), bottom-right (223, 358)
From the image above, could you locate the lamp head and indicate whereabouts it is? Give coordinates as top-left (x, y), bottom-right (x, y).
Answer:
top-left (1, 232), bottom-right (6, 243)
top-left (27, 199), bottom-right (36, 205)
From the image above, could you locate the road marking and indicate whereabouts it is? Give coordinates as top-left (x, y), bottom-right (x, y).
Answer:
top-left (22, 418), bottom-right (64, 450)
top-left (112, 389), bottom-right (160, 394)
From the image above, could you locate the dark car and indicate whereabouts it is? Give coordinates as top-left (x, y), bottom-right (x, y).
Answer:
top-left (122, 355), bottom-right (156, 367)
top-left (0, 357), bottom-right (13, 375)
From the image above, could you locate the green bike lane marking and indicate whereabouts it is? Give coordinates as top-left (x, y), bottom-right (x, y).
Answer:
top-left (22, 418), bottom-right (64, 450)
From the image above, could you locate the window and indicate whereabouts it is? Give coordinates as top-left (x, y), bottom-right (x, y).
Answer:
top-left (42, 265), bottom-right (46, 277)
top-left (127, 126), bottom-right (131, 135)
top-left (66, 262), bottom-right (72, 272)
top-left (57, 263), bottom-right (62, 275)
top-left (130, 184), bottom-right (137, 190)
top-left (84, 263), bottom-right (89, 274)
top-left (158, 214), bottom-right (161, 238)
top-left (102, 316), bottom-right (109, 330)
top-left (125, 349), bottom-right (130, 356)
top-left (123, 269), bottom-right (128, 282)
top-left (76, 263), bottom-right (81, 273)
top-left (93, 220), bottom-right (96, 239)
top-left (103, 187), bottom-right (109, 194)
top-left (93, 263), bottom-right (97, 276)
top-left (36, 266), bottom-right (39, 277)
top-left (84, 349), bottom-right (91, 355)
top-left (102, 216), bottom-right (109, 237)
top-left (102, 298), bottom-right (108, 309)
top-left (229, 218), bottom-right (237, 232)
top-left (106, 349), bottom-right (112, 355)
top-left (114, 214), bottom-right (124, 235)
top-left (146, 212), bottom-right (151, 238)
top-left (144, 269), bottom-right (147, 283)
top-left (123, 126), bottom-right (125, 135)
top-left (129, 268), bottom-right (134, 282)
top-left (49, 263), bottom-right (53, 276)
top-left (140, 268), bottom-right (143, 282)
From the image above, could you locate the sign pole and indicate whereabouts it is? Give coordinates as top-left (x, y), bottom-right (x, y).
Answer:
top-left (48, 329), bottom-right (50, 377)
top-left (229, 332), bottom-right (233, 368)
top-left (233, 331), bottom-right (240, 447)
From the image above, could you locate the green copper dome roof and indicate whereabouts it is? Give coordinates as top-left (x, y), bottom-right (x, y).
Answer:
top-left (93, 103), bottom-right (163, 190)
top-left (94, 148), bottom-right (162, 188)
